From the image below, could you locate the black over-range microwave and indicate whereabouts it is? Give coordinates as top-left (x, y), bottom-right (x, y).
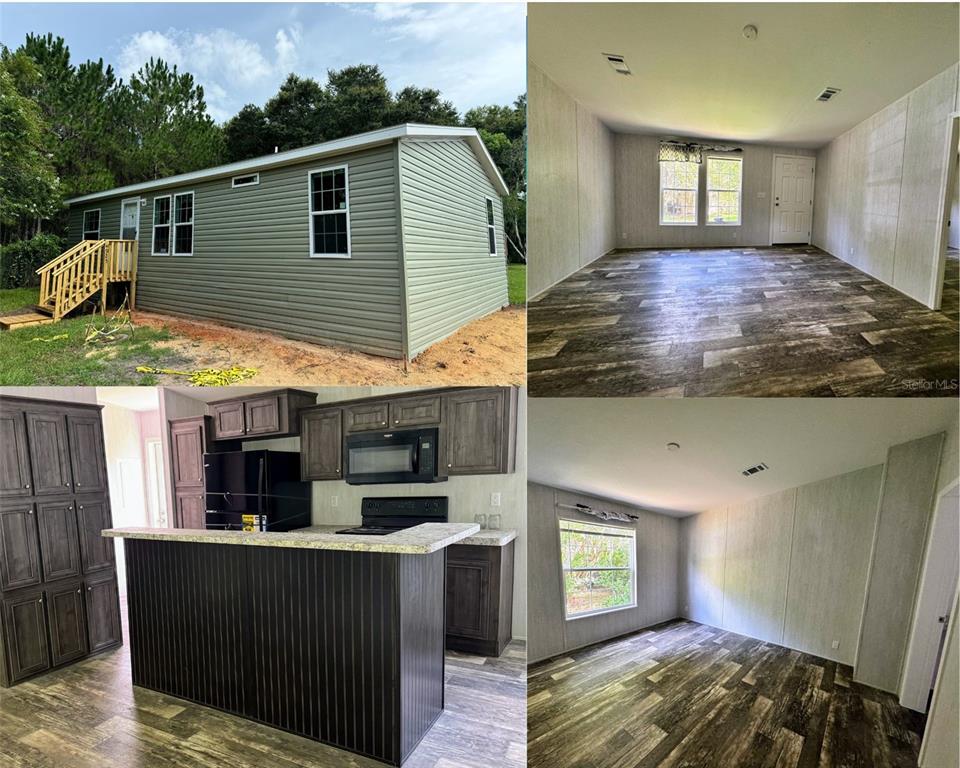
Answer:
top-left (344, 427), bottom-right (445, 485)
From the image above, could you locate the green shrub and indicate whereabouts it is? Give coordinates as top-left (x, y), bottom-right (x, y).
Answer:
top-left (0, 234), bottom-right (63, 288)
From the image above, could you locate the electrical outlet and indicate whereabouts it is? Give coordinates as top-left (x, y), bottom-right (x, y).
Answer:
top-left (831, 639), bottom-right (840, 649)
top-left (331, 496), bottom-right (339, 507)
top-left (490, 492), bottom-right (501, 507)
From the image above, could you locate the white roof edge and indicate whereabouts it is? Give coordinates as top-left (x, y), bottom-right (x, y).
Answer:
top-left (64, 123), bottom-right (509, 204)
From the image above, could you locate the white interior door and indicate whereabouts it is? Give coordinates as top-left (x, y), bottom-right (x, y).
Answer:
top-left (120, 198), bottom-right (140, 241)
top-left (771, 155), bottom-right (815, 244)
top-left (900, 482), bottom-right (959, 712)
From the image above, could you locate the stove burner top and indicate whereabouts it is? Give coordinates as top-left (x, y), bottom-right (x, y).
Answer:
top-left (335, 526), bottom-right (399, 536)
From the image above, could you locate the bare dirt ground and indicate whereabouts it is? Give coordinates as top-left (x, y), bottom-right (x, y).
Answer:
top-left (133, 307), bottom-right (526, 386)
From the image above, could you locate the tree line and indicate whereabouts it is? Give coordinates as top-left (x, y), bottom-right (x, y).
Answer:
top-left (0, 33), bottom-right (526, 261)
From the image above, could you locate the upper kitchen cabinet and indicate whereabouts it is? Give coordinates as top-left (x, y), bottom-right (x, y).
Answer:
top-left (343, 401), bottom-right (390, 433)
top-left (210, 389), bottom-right (316, 441)
top-left (442, 388), bottom-right (518, 475)
top-left (300, 408), bottom-right (343, 481)
top-left (24, 411), bottom-right (72, 495)
top-left (0, 410), bottom-right (32, 498)
top-left (390, 394), bottom-right (442, 428)
top-left (66, 414), bottom-right (107, 494)
top-left (169, 417), bottom-right (209, 489)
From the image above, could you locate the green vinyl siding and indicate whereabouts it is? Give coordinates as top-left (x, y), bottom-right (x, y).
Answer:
top-left (66, 144), bottom-right (404, 358)
top-left (398, 138), bottom-right (509, 358)
top-left (66, 201), bottom-right (121, 245)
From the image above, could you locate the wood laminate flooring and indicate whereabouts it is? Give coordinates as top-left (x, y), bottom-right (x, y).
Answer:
top-left (528, 246), bottom-right (959, 397)
top-left (0, 600), bottom-right (526, 768)
top-left (527, 619), bottom-right (927, 768)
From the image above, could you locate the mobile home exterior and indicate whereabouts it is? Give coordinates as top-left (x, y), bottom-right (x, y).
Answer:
top-left (63, 124), bottom-right (510, 360)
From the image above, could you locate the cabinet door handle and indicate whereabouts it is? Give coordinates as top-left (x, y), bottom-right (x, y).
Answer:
top-left (87, 587), bottom-right (92, 592)
top-left (447, 463), bottom-right (452, 468)
top-left (64, 482), bottom-right (70, 487)
top-left (79, 505), bottom-right (84, 511)
top-left (27, 509), bottom-right (33, 515)
top-left (24, 484), bottom-right (30, 489)
top-left (38, 598), bottom-right (43, 605)
top-left (76, 482), bottom-right (81, 486)
top-left (77, 588), bottom-right (81, 594)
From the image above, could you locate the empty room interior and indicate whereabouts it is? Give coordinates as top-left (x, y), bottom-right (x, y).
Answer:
top-left (527, 3), bottom-right (960, 397)
top-left (527, 398), bottom-right (959, 767)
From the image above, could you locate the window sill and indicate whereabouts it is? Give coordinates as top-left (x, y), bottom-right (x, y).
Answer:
top-left (309, 253), bottom-right (352, 260)
top-left (565, 602), bottom-right (637, 621)
top-left (659, 222), bottom-right (698, 226)
top-left (705, 222), bottom-right (741, 227)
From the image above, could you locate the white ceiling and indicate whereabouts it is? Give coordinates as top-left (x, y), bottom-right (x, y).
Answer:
top-left (528, 3), bottom-right (960, 147)
top-left (95, 387), bottom-right (159, 412)
top-left (528, 399), bottom-right (957, 516)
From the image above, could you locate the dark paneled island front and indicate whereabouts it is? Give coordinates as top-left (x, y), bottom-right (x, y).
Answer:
top-left (103, 523), bottom-right (479, 767)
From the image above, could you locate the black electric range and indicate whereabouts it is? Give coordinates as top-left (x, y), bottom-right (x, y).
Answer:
top-left (336, 496), bottom-right (448, 536)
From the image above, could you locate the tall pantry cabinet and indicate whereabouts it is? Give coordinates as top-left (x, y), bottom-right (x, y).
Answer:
top-left (0, 396), bottom-right (122, 686)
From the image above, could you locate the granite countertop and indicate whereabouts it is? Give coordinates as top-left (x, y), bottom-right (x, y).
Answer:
top-left (458, 529), bottom-right (517, 546)
top-left (102, 522), bottom-right (480, 554)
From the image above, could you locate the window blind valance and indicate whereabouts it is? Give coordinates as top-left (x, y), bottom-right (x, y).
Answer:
top-left (659, 140), bottom-right (744, 163)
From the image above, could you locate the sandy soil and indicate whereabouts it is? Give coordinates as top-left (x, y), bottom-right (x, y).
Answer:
top-left (132, 307), bottom-right (526, 386)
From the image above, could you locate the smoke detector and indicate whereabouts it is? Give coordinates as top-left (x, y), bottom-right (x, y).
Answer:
top-left (741, 462), bottom-right (769, 477)
top-left (816, 87), bottom-right (842, 102)
top-left (603, 53), bottom-right (631, 75)
top-left (666, 442), bottom-right (680, 452)
top-left (742, 24), bottom-right (758, 40)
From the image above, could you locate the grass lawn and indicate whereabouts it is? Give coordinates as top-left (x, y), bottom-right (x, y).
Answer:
top-left (0, 287), bottom-right (182, 386)
top-left (507, 264), bottom-right (526, 306)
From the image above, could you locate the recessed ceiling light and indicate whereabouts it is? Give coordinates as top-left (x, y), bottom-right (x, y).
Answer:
top-left (603, 53), bottom-right (631, 76)
top-left (742, 24), bottom-right (758, 40)
top-left (666, 442), bottom-right (680, 452)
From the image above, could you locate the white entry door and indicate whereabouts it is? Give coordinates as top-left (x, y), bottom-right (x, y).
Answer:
top-left (120, 198), bottom-right (140, 241)
top-left (771, 156), bottom-right (815, 244)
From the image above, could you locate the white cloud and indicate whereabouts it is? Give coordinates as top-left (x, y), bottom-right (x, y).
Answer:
top-left (275, 25), bottom-right (302, 75)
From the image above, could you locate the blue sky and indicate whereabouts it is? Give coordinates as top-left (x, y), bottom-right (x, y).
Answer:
top-left (1, 2), bottom-right (526, 122)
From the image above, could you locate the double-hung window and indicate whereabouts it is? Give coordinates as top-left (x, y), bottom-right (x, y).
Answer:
top-left (485, 198), bottom-right (497, 256)
top-left (659, 161), bottom-right (699, 225)
top-left (82, 209), bottom-right (101, 240)
top-left (309, 166), bottom-right (350, 258)
top-left (173, 192), bottom-right (194, 255)
top-left (560, 519), bottom-right (636, 618)
top-left (706, 157), bottom-right (743, 225)
top-left (152, 196), bottom-right (171, 255)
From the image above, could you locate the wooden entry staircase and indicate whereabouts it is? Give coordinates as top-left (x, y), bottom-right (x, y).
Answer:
top-left (0, 239), bottom-right (138, 330)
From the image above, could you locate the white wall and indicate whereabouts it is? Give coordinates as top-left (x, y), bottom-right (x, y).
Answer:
top-left (528, 63), bottom-right (616, 297)
top-left (527, 482), bottom-right (680, 663)
top-left (919, 592), bottom-right (960, 768)
top-left (949, 151), bottom-right (960, 249)
top-left (813, 64), bottom-right (960, 308)
top-left (614, 136), bottom-right (815, 248)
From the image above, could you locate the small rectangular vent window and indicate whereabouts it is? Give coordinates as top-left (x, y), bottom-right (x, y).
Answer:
top-left (603, 53), bottom-right (631, 75)
top-left (816, 87), bottom-right (841, 102)
top-left (232, 173), bottom-right (260, 188)
top-left (741, 462), bottom-right (769, 477)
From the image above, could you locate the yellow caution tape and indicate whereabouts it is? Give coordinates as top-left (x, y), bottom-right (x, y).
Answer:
top-left (135, 365), bottom-right (258, 386)
top-left (29, 334), bottom-right (69, 343)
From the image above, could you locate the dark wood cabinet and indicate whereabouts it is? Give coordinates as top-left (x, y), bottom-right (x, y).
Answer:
top-left (300, 409), bottom-right (343, 480)
top-left (25, 411), bottom-right (72, 495)
top-left (442, 389), bottom-right (518, 475)
top-left (0, 410), bottom-right (32, 498)
top-left (76, 497), bottom-right (115, 574)
top-left (389, 395), bottom-right (442, 428)
top-left (84, 572), bottom-right (122, 654)
top-left (175, 492), bottom-right (206, 530)
top-left (0, 396), bottom-right (122, 688)
top-left (47, 581), bottom-right (87, 666)
top-left (170, 417), bottom-right (207, 489)
top-left (36, 498), bottom-right (81, 582)
top-left (446, 541), bottom-right (515, 657)
top-left (2, 589), bottom-right (49, 683)
top-left (210, 389), bottom-right (316, 441)
top-left (0, 503), bottom-right (41, 592)
top-left (66, 414), bottom-right (107, 494)
top-left (343, 401), bottom-right (390, 432)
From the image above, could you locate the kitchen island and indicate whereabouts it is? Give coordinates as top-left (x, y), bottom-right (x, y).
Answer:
top-left (103, 523), bottom-right (479, 767)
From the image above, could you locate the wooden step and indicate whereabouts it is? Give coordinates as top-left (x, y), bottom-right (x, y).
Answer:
top-left (0, 312), bottom-right (57, 331)
top-left (34, 304), bottom-right (54, 316)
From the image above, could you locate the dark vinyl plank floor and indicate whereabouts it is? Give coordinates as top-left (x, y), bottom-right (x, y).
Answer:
top-left (528, 246), bottom-right (959, 397)
top-left (527, 619), bottom-right (927, 768)
top-left (0, 598), bottom-right (526, 768)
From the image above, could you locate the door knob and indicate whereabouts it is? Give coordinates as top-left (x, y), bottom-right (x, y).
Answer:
top-left (938, 615), bottom-right (950, 624)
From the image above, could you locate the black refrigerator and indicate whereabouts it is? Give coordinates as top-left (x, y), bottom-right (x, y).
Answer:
top-left (203, 450), bottom-right (311, 531)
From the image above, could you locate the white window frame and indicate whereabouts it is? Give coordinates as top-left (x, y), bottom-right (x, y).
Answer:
top-left (172, 191), bottom-right (195, 256)
top-left (659, 160), bottom-right (699, 226)
top-left (307, 165), bottom-right (351, 259)
top-left (82, 208), bottom-right (101, 240)
top-left (706, 156), bottom-right (743, 226)
top-left (232, 173), bottom-right (260, 188)
top-left (559, 518), bottom-right (637, 621)
top-left (151, 195), bottom-right (172, 256)
top-left (485, 196), bottom-right (498, 256)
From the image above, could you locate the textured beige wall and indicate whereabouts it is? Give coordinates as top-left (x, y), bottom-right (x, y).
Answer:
top-left (528, 63), bottom-right (616, 296)
top-left (526, 482), bottom-right (680, 664)
top-left (614, 136), bottom-right (815, 248)
top-left (814, 64), bottom-right (960, 307)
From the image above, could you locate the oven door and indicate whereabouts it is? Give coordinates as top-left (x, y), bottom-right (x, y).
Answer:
top-left (344, 430), bottom-right (434, 485)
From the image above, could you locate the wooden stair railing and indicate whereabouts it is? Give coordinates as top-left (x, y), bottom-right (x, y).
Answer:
top-left (36, 239), bottom-right (139, 321)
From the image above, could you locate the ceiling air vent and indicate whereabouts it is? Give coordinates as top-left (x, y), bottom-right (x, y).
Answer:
top-left (816, 87), bottom-right (841, 102)
top-left (603, 53), bottom-right (631, 75)
top-left (741, 462), bottom-right (769, 477)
